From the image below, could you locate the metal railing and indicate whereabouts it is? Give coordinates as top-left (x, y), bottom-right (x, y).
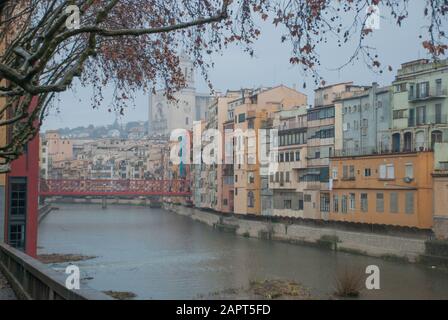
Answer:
top-left (331, 146), bottom-right (434, 157)
top-left (0, 243), bottom-right (111, 300)
top-left (409, 88), bottom-right (447, 101)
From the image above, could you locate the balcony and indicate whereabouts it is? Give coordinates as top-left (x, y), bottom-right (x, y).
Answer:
top-left (306, 157), bottom-right (329, 167)
top-left (331, 147), bottom-right (378, 157)
top-left (409, 88), bottom-right (447, 102)
top-left (277, 121), bottom-right (307, 131)
top-left (303, 181), bottom-right (321, 190)
top-left (408, 114), bottom-right (448, 127)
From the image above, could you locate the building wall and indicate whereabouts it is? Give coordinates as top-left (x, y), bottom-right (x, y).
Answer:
top-left (338, 84), bottom-right (392, 155)
top-left (390, 59), bottom-right (448, 154)
top-left (45, 131), bottom-right (73, 162)
top-left (329, 152), bottom-right (434, 229)
top-left (433, 174), bottom-right (448, 238)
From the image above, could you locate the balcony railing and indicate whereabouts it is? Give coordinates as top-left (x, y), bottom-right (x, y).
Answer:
top-left (408, 114), bottom-right (448, 127)
top-left (277, 122), bottom-right (307, 131)
top-left (331, 146), bottom-right (434, 158)
top-left (409, 88), bottom-right (447, 101)
top-left (331, 147), bottom-right (378, 157)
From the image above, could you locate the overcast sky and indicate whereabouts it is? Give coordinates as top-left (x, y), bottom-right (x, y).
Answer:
top-left (42, 1), bottom-right (442, 130)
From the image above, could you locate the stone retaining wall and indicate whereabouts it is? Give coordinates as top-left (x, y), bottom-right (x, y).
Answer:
top-left (165, 204), bottom-right (427, 262)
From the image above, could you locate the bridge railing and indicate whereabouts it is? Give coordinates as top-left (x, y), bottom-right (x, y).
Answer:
top-left (39, 178), bottom-right (191, 196)
top-left (0, 243), bottom-right (112, 300)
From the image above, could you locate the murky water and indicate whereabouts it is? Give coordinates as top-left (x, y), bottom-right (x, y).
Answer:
top-left (38, 203), bottom-right (448, 299)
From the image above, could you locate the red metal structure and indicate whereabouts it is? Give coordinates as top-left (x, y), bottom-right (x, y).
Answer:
top-left (39, 179), bottom-right (191, 197)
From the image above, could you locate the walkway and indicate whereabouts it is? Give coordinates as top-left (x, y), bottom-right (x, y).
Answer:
top-left (0, 270), bottom-right (16, 300)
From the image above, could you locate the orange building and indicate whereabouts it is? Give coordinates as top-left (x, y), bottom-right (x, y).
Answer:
top-left (329, 151), bottom-right (434, 229)
top-left (231, 86), bottom-right (307, 215)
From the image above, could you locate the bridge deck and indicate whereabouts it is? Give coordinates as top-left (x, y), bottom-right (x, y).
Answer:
top-left (39, 179), bottom-right (192, 197)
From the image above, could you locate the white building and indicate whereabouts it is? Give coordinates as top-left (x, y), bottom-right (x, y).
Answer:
top-left (148, 54), bottom-right (213, 136)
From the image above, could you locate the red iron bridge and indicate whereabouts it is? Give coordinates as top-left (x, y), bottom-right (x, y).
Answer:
top-left (39, 179), bottom-right (192, 197)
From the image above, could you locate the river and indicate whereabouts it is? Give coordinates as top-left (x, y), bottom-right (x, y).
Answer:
top-left (37, 203), bottom-right (448, 299)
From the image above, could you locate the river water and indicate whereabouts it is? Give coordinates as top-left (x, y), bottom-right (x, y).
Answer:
top-left (37, 203), bottom-right (448, 299)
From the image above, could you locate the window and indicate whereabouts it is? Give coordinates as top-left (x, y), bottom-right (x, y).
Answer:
top-left (332, 167), bottom-right (338, 180)
top-left (248, 119), bottom-right (254, 129)
top-left (436, 79), bottom-right (443, 95)
top-left (416, 106), bottom-right (426, 125)
top-left (270, 174), bottom-right (274, 183)
top-left (285, 152), bottom-right (290, 162)
top-left (405, 164), bottom-right (413, 179)
top-left (361, 193), bottom-right (368, 212)
top-left (284, 199), bottom-right (292, 209)
top-left (9, 223), bottom-right (25, 249)
top-left (238, 113), bottom-right (246, 123)
top-left (235, 175), bottom-right (238, 183)
top-left (275, 172), bottom-right (279, 183)
top-left (386, 164), bottom-right (395, 179)
top-left (10, 179), bottom-right (26, 216)
top-left (418, 82), bottom-right (429, 98)
top-left (320, 193), bottom-right (330, 212)
top-left (364, 168), bottom-right (371, 177)
top-left (298, 199), bottom-right (304, 210)
top-left (290, 152), bottom-right (294, 162)
top-left (343, 166), bottom-right (348, 179)
top-left (333, 195), bottom-right (339, 213)
top-left (376, 193), bottom-right (384, 213)
top-left (341, 195), bottom-right (348, 213)
top-left (395, 83), bottom-right (407, 92)
top-left (279, 153), bottom-right (284, 162)
top-left (435, 104), bottom-right (442, 124)
top-left (185, 117), bottom-right (189, 125)
top-left (349, 165), bottom-right (355, 179)
top-left (390, 192), bottom-right (398, 213)
top-left (248, 172), bottom-right (255, 184)
top-left (393, 109), bottom-right (406, 119)
top-left (295, 151), bottom-right (300, 161)
top-left (349, 193), bottom-right (356, 210)
top-left (285, 172), bottom-right (290, 183)
top-left (405, 192), bottom-right (414, 214)
top-left (379, 165), bottom-right (386, 179)
top-left (431, 130), bottom-right (443, 149)
top-left (248, 191), bottom-right (254, 207)
top-left (235, 188), bottom-right (238, 195)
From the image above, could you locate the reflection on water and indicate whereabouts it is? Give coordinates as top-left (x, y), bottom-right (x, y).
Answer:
top-left (38, 204), bottom-right (448, 299)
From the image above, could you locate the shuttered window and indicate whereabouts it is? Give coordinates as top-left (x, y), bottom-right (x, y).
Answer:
top-left (390, 192), bottom-right (399, 213)
top-left (361, 193), bottom-right (368, 212)
top-left (405, 192), bottom-right (414, 214)
top-left (376, 193), bottom-right (384, 213)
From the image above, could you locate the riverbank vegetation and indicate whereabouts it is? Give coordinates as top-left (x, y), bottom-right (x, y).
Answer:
top-left (333, 268), bottom-right (364, 298)
top-left (201, 279), bottom-right (313, 300)
top-left (103, 290), bottom-right (137, 300)
top-left (37, 254), bottom-right (97, 264)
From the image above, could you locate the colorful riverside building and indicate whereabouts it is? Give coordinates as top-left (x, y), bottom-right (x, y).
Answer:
top-left (268, 106), bottom-right (308, 217)
top-left (232, 86), bottom-right (307, 215)
top-left (329, 151), bottom-right (434, 229)
top-left (0, 6), bottom-right (39, 257)
top-left (300, 82), bottom-right (368, 220)
top-left (0, 94), bottom-right (39, 257)
top-left (389, 59), bottom-right (448, 154)
top-left (327, 58), bottom-right (448, 234)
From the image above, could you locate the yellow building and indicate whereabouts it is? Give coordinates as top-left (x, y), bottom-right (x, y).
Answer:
top-left (231, 86), bottom-right (307, 215)
top-left (329, 151), bottom-right (434, 229)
